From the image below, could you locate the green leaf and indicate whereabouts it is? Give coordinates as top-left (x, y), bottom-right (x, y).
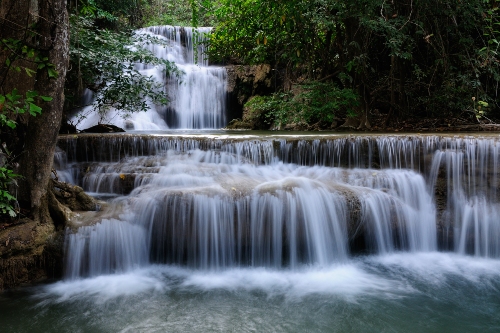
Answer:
top-left (47, 67), bottom-right (58, 78)
top-left (28, 103), bottom-right (42, 115)
top-left (40, 96), bottom-right (53, 102)
top-left (26, 91), bottom-right (38, 99)
top-left (24, 67), bottom-right (36, 77)
top-left (6, 120), bottom-right (17, 129)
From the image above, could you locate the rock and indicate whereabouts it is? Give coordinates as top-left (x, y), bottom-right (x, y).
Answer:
top-left (59, 121), bottom-right (77, 134)
top-left (80, 124), bottom-right (126, 133)
top-left (224, 118), bottom-right (254, 130)
top-left (0, 219), bottom-right (59, 290)
top-left (225, 65), bottom-right (274, 122)
top-left (283, 122), bottom-right (309, 131)
top-left (225, 95), bottom-right (271, 130)
top-left (51, 179), bottom-right (99, 212)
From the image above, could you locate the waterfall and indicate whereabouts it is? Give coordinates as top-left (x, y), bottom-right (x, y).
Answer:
top-left (55, 133), bottom-right (500, 279)
top-left (74, 26), bottom-right (227, 131)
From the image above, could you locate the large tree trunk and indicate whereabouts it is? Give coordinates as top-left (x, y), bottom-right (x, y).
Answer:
top-left (0, 0), bottom-right (69, 290)
top-left (19, 0), bottom-right (69, 218)
top-left (0, 0), bottom-right (69, 219)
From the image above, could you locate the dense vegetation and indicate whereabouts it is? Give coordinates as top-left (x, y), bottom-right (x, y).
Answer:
top-left (208, 0), bottom-right (500, 128)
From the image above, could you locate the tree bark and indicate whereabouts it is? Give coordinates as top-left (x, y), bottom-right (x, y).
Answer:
top-left (0, 0), bottom-right (69, 290)
top-left (15, 0), bottom-right (69, 219)
top-left (1, 1), bottom-right (69, 217)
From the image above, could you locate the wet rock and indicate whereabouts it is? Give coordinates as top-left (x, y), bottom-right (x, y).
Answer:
top-left (225, 118), bottom-right (254, 130)
top-left (283, 122), bottom-right (309, 131)
top-left (59, 121), bottom-right (77, 134)
top-left (225, 64), bottom-right (274, 122)
top-left (51, 179), bottom-right (99, 212)
top-left (225, 95), bottom-right (271, 130)
top-left (80, 124), bottom-right (126, 133)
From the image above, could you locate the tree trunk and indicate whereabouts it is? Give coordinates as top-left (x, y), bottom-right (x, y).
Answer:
top-left (0, 0), bottom-right (69, 221)
top-left (0, 0), bottom-right (69, 290)
top-left (15, 0), bottom-right (69, 220)
top-left (338, 17), bottom-right (371, 130)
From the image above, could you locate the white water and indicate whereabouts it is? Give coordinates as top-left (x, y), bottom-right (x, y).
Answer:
top-left (55, 134), bottom-right (500, 277)
top-left (74, 26), bottom-right (227, 131)
top-left (52, 134), bottom-right (468, 278)
top-left (43, 252), bottom-right (500, 302)
top-left (3, 251), bottom-right (498, 332)
top-left (3, 134), bottom-right (497, 332)
top-left (65, 153), bottom-right (438, 276)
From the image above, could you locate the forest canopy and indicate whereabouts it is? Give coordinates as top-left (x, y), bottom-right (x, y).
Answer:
top-left (206, 0), bottom-right (500, 127)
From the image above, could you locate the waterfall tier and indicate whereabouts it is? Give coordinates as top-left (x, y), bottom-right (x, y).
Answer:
top-left (74, 26), bottom-right (227, 131)
top-left (55, 134), bottom-right (500, 278)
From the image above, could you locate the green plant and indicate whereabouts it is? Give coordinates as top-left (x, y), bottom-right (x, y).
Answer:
top-left (244, 82), bottom-right (359, 128)
top-left (245, 94), bottom-right (292, 128)
top-left (0, 90), bottom-right (52, 128)
top-left (0, 165), bottom-right (19, 217)
top-left (290, 82), bottom-right (359, 124)
top-left (1, 38), bottom-right (58, 80)
top-left (471, 97), bottom-right (491, 122)
top-left (209, 0), bottom-right (500, 121)
top-left (0, 89), bottom-right (52, 217)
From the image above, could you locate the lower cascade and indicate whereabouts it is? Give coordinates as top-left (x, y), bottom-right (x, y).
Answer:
top-left (55, 134), bottom-right (500, 279)
top-left (3, 133), bottom-right (499, 332)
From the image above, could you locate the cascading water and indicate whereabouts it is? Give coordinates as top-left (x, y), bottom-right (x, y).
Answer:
top-left (52, 133), bottom-right (500, 279)
top-left (74, 26), bottom-right (227, 131)
top-left (4, 133), bottom-right (500, 332)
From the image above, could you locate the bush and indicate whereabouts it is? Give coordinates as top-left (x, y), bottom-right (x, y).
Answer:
top-left (244, 82), bottom-right (359, 129)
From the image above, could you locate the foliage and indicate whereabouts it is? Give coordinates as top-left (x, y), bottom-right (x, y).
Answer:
top-left (0, 87), bottom-right (51, 217)
top-left (245, 83), bottom-right (359, 128)
top-left (291, 83), bottom-right (359, 123)
top-left (244, 94), bottom-right (290, 128)
top-left (73, 0), bottom-right (144, 28)
top-left (1, 38), bottom-right (58, 80)
top-left (141, 0), bottom-right (215, 27)
top-left (0, 154), bottom-right (20, 218)
top-left (68, 14), bottom-right (178, 122)
top-left (143, 0), bottom-right (193, 27)
top-left (0, 90), bottom-right (52, 128)
top-left (209, 0), bottom-right (500, 123)
top-left (208, 0), bottom-right (344, 71)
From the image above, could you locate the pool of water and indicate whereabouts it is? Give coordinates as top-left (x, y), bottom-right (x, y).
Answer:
top-left (2, 252), bottom-right (499, 333)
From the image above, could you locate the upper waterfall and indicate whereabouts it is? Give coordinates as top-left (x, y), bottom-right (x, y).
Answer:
top-left (74, 26), bottom-right (227, 131)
